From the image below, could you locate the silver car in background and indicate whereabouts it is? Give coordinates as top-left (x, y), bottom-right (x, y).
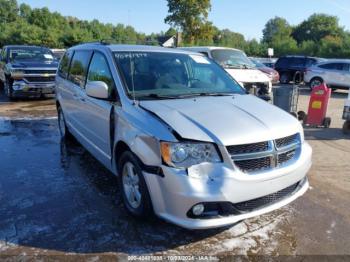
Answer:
top-left (304, 59), bottom-right (350, 90)
top-left (55, 43), bottom-right (312, 229)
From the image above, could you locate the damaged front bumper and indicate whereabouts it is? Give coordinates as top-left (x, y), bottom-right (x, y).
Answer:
top-left (143, 142), bottom-right (312, 229)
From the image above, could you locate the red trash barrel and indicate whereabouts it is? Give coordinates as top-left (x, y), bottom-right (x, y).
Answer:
top-left (305, 83), bottom-right (332, 126)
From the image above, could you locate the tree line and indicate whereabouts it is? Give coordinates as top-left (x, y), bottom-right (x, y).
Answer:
top-left (0, 0), bottom-right (349, 58)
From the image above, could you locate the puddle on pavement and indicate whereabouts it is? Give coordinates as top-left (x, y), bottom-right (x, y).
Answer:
top-left (0, 119), bottom-right (297, 256)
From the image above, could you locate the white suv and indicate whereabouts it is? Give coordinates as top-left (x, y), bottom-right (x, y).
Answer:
top-left (304, 60), bottom-right (350, 90)
top-left (56, 43), bottom-right (312, 229)
top-left (180, 47), bottom-right (272, 95)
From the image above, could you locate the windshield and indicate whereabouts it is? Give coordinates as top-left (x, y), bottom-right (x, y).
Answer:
top-left (250, 59), bottom-right (265, 68)
top-left (9, 47), bottom-right (54, 62)
top-left (211, 49), bottom-right (255, 69)
top-left (114, 52), bottom-right (245, 100)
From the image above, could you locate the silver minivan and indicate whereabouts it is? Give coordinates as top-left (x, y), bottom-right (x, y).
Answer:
top-left (55, 43), bottom-right (312, 229)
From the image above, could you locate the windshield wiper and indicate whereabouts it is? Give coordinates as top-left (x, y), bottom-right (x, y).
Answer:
top-left (176, 92), bottom-right (235, 98)
top-left (137, 92), bottom-right (236, 100)
top-left (136, 93), bottom-right (179, 100)
top-left (242, 64), bottom-right (254, 69)
top-left (197, 92), bottom-right (235, 97)
top-left (223, 64), bottom-right (243, 69)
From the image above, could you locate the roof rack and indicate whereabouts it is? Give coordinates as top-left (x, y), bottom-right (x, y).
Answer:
top-left (80, 39), bottom-right (113, 45)
top-left (79, 39), bottom-right (163, 46)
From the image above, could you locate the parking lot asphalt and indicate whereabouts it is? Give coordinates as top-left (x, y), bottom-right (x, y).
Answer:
top-left (0, 86), bottom-right (350, 259)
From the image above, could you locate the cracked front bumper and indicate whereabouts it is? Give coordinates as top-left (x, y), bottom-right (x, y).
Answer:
top-left (143, 142), bottom-right (312, 229)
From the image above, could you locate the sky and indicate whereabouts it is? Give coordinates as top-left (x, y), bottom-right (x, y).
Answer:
top-left (17, 0), bottom-right (350, 40)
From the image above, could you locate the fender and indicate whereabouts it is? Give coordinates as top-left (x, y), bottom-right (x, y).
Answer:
top-left (110, 105), bottom-right (116, 165)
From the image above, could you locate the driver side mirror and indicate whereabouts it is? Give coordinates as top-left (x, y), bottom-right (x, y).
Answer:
top-left (86, 81), bottom-right (109, 99)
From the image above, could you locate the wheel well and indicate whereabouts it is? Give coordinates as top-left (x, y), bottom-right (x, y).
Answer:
top-left (114, 141), bottom-right (131, 171)
top-left (114, 140), bottom-right (163, 177)
top-left (310, 77), bottom-right (323, 82)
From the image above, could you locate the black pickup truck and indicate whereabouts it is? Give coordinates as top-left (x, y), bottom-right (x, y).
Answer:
top-left (0, 45), bottom-right (59, 99)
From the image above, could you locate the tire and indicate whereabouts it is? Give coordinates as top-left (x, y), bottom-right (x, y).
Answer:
top-left (118, 151), bottom-right (154, 218)
top-left (303, 114), bottom-right (308, 126)
top-left (57, 106), bottom-right (73, 140)
top-left (309, 77), bottom-right (323, 90)
top-left (323, 117), bottom-right (331, 128)
top-left (293, 71), bottom-right (303, 84)
top-left (297, 111), bottom-right (307, 122)
top-left (4, 78), bottom-right (14, 99)
top-left (343, 120), bottom-right (350, 135)
top-left (280, 73), bottom-right (290, 84)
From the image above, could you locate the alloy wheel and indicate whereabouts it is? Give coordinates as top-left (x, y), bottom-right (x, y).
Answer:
top-left (311, 79), bottom-right (322, 89)
top-left (122, 162), bottom-right (142, 209)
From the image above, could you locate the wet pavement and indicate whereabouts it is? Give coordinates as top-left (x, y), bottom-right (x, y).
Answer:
top-left (0, 87), bottom-right (350, 259)
top-left (0, 90), bottom-right (56, 119)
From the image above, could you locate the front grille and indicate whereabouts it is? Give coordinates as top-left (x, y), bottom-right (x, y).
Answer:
top-left (24, 76), bottom-right (56, 83)
top-left (233, 181), bottom-right (300, 213)
top-left (227, 141), bottom-right (269, 155)
top-left (278, 149), bottom-right (296, 166)
top-left (275, 134), bottom-right (298, 148)
top-left (243, 82), bottom-right (268, 89)
top-left (24, 69), bottom-right (56, 74)
top-left (235, 157), bottom-right (271, 173)
top-left (228, 133), bottom-right (300, 174)
top-left (244, 82), bottom-right (268, 95)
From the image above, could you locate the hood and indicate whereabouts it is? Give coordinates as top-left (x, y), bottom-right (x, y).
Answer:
top-left (140, 95), bottom-right (302, 146)
top-left (259, 67), bottom-right (276, 75)
top-left (11, 60), bottom-right (58, 69)
top-left (225, 68), bottom-right (271, 84)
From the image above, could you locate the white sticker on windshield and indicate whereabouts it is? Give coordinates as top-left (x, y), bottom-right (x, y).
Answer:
top-left (189, 55), bottom-right (210, 64)
top-left (44, 54), bottom-right (53, 59)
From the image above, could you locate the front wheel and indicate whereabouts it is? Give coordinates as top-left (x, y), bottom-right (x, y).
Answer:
top-left (309, 78), bottom-right (323, 90)
top-left (343, 120), bottom-right (350, 135)
top-left (323, 117), bottom-right (331, 128)
top-left (58, 106), bottom-right (73, 140)
top-left (118, 151), bottom-right (154, 218)
top-left (4, 78), bottom-right (14, 99)
top-left (297, 111), bottom-right (307, 122)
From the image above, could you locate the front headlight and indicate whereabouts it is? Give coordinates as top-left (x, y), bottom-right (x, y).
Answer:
top-left (160, 142), bottom-right (221, 168)
top-left (10, 69), bottom-right (25, 78)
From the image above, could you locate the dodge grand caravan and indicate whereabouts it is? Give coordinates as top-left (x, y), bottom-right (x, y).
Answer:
top-left (56, 43), bottom-right (312, 229)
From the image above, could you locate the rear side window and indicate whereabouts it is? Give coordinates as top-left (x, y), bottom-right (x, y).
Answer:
top-left (58, 50), bottom-right (73, 79)
top-left (275, 57), bottom-right (289, 68)
top-left (319, 63), bottom-right (343, 70)
top-left (306, 58), bottom-right (317, 67)
top-left (290, 57), bottom-right (305, 67)
top-left (68, 50), bottom-right (92, 88)
top-left (87, 52), bottom-right (115, 97)
top-left (343, 64), bottom-right (350, 72)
